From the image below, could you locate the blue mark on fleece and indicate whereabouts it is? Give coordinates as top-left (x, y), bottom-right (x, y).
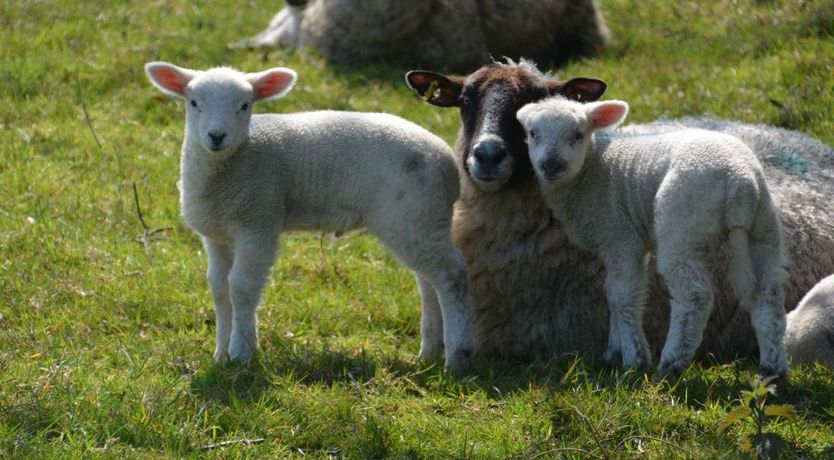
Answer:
top-left (766, 149), bottom-right (810, 175)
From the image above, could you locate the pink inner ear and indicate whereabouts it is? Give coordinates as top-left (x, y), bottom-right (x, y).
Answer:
top-left (255, 73), bottom-right (294, 99)
top-left (152, 68), bottom-right (185, 94)
top-left (591, 104), bottom-right (626, 129)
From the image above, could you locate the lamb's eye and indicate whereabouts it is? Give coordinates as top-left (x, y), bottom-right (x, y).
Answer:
top-left (190, 100), bottom-right (198, 108)
top-left (240, 103), bottom-right (249, 111)
top-left (528, 130), bottom-right (537, 141)
top-left (572, 130), bottom-right (584, 142)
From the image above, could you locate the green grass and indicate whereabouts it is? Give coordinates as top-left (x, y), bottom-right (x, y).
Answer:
top-left (2, 0), bottom-right (833, 457)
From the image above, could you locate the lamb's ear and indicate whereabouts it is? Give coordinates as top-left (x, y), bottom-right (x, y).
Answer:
top-left (515, 103), bottom-right (538, 126)
top-left (551, 78), bottom-right (607, 102)
top-left (247, 67), bottom-right (298, 102)
top-left (405, 71), bottom-right (464, 107)
top-left (586, 100), bottom-right (629, 131)
top-left (145, 62), bottom-right (198, 97)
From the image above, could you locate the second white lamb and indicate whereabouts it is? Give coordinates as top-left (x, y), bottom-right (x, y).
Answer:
top-left (516, 96), bottom-right (788, 379)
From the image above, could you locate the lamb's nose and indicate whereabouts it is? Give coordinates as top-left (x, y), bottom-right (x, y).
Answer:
top-left (208, 131), bottom-right (227, 148)
top-left (540, 157), bottom-right (566, 176)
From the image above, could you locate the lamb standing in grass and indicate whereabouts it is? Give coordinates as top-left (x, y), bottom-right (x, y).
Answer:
top-left (144, 62), bottom-right (474, 371)
top-left (516, 97), bottom-right (789, 379)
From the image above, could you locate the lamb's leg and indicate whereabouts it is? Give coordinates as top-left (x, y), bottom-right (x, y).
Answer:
top-left (374, 227), bottom-right (474, 372)
top-left (749, 244), bottom-right (789, 379)
top-left (655, 253), bottom-right (714, 380)
top-left (227, 235), bottom-right (279, 362)
top-left (602, 304), bottom-right (623, 367)
top-left (205, 238), bottom-right (234, 362)
top-left (421, 246), bottom-right (475, 372)
top-left (602, 251), bottom-right (652, 371)
top-left (416, 274), bottom-right (444, 361)
top-left (231, 5), bottom-right (303, 49)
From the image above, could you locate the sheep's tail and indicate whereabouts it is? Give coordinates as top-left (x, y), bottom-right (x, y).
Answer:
top-left (728, 227), bottom-right (756, 308)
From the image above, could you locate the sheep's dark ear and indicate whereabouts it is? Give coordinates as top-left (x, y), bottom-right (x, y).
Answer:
top-left (549, 78), bottom-right (607, 102)
top-left (145, 62), bottom-right (198, 97)
top-left (405, 71), bottom-right (463, 107)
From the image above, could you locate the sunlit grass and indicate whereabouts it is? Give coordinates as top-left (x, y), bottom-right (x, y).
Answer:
top-left (1, 0), bottom-right (832, 457)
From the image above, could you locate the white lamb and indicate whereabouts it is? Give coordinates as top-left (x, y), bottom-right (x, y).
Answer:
top-left (785, 274), bottom-right (834, 368)
top-left (144, 61), bottom-right (475, 371)
top-left (516, 96), bottom-right (789, 379)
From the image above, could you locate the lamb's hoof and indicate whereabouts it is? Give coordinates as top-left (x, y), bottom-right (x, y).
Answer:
top-left (418, 344), bottom-right (444, 363)
top-left (602, 348), bottom-right (623, 367)
top-left (654, 359), bottom-right (689, 382)
top-left (228, 339), bottom-right (257, 363)
top-left (444, 348), bottom-right (474, 375)
top-left (759, 368), bottom-right (790, 394)
top-left (214, 348), bottom-right (230, 364)
top-left (621, 350), bottom-right (651, 374)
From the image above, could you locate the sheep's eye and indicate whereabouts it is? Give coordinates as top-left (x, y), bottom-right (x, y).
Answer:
top-left (190, 100), bottom-right (198, 108)
top-left (528, 130), bottom-right (537, 141)
top-left (572, 131), bottom-right (584, 142)
top-left (240, 103), bottom-right (249, 111)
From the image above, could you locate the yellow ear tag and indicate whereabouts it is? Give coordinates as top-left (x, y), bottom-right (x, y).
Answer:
top-left (422, 80), bottom-right (440, 101)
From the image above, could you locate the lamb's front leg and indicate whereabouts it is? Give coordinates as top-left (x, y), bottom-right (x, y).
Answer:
top-left (205, 238), bottom-right (234, 362)
top-left (227, 234), bottom-right (279, 362)
top-left (602, 251), bottom-right (652, 371)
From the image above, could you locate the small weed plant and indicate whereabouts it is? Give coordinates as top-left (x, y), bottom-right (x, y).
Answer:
top-left (719, 374), bottom-right (797, 459)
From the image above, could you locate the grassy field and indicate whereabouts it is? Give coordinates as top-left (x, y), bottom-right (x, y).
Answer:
top-left (2, 0), bottom-right (833, 458)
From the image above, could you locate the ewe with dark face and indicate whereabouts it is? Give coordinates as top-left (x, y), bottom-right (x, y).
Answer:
top-left (405, 59), bottom-right (834, 367)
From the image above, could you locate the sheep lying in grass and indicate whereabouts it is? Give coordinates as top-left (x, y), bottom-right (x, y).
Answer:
top-left (785, 274), bottom-right (834, 368)
top-left (144, 61), bottom-right (474, 371)
top-left (235, 0), bottom-right (609, 71)
top-left (516, 97), bottom-right (789, 379)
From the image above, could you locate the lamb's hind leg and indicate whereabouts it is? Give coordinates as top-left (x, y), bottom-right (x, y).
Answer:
top-left (205, 238), bottom-right (234, 362)
top-left (749, 243), bottom-right (789, 379)
top-left (416, 274), bottom-right (444, 362)
top-left (655, 251), bottom-right (714, 380)
top-left (374, 226), bottom-right (474, 372)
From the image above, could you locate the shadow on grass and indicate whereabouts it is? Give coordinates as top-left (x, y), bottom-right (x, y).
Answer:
top-left (189, 339), bottom-right (421, 405)
top-left (190, 338), bottom-right (834, 430)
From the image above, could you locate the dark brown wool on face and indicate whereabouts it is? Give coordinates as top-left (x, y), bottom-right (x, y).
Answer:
top-left (459, 64), bottom-right (555, 187)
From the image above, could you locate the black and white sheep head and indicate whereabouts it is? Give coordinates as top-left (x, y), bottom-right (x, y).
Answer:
top-left (405, 60), bottom-right (607, 192)
top-left (517, 97), bottom-right (628, 183)
top-left (145, 61), bottom-right (297, 155)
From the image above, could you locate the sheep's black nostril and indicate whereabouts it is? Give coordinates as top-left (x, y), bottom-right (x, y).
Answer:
top-left (472, 139), bottom-right (507, 167)
top-left (490, 151), bottom-right (506, 167)
top-left (208, 132), bottom-right (227, 147)
top-left (473, 144), bottom-right (489, 164)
